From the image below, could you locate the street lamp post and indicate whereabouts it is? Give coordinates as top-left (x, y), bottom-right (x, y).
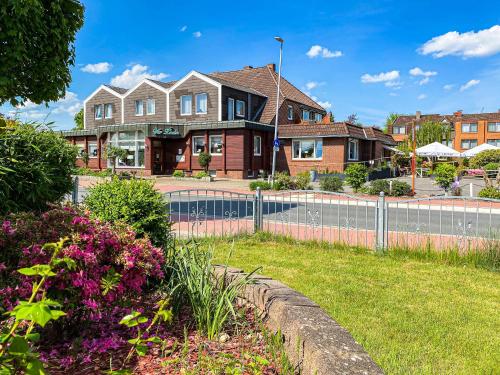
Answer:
top-left (270, 36), bottom-right (284, 185)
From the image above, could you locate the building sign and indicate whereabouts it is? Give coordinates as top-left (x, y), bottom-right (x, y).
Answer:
top-left (152, 127), bottom-right (180, 136)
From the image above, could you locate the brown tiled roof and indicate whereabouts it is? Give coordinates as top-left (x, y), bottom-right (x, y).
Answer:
top-left (278, 122), bottom-right (375, 139)
top-left (394, 112), bottom-right (500, 126)
top-left (205, 74), bottom-right (267, 97)
top-left (147, 79), bottom-right (177, 89)
top-left (208, 65), bottom-right (325, 123)
top-left (366, 126), bottom-right (397, 145)
top-left (104, 85), bottom-right (128, 95)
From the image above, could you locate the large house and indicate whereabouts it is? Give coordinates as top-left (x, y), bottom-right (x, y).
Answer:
top-left (388, 110), bottom-right (500, 152)
top-left (64, 64), bottom-right (395, 177)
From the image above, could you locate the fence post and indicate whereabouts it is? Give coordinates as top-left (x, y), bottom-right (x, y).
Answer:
top-left (376, 191), bottom-right (387, 252)
top-left (254, 187), bottom-right (263, 232)
top-left (469, 183), bottom-right (473, 197)
top-left (71, 176), bottom-right (79, 205)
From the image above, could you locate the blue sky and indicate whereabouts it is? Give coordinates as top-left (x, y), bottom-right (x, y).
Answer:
top-left (3, 0), bottom-right (500, 129)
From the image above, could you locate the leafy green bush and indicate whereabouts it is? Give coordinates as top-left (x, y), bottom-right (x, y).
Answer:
top-left (194, 171), bottom-right (209, 179)
top-left (368, 180), bottom-right (390, 195)
top-left (73, 167), bottom-right (113, 177)
top-left (198, 152), bottom-right (211, 172)
top-left (483, 162), bottom-right (499, 171)
top-left (273, 172), bottom-right (294, 191)
top-left (105, 144), bottom-right (128, 175)
top-left (434, 164), bottom-right (457, 190)
top-left (390, 180), bottom-right (412, 196)
top-left (84, 178), bottom-right (171, 247)
top-left (319, 175), bottom-right (343, 192)
top-left (345, 164), bottom-right (368, 192)
top-left (295, 171), bottom-right (311, 190)
top-left (478, 187), bottom-right (500, 199)
top-left (470, 149), bottom-right (500, 168)
top-left (249, 181), bottom-right (272, 191)
top-left (0, 123), bottom-right (78, 214)
top-left (172, 170), bottom-right (184, 177)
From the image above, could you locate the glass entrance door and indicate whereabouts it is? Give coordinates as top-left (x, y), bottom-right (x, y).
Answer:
top-left (152, 140), bottom-right (164, 175)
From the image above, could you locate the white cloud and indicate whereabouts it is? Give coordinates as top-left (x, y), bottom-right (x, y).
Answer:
top-left (305, 81), bottom-right (318, 90)
top-left (12, 91), bottom-right (82, 119)
top-left (110, 64), bottom-right (169, 88)
top-left (417, 94), bottom-right (427, 100)
top-left (419, 25), bottom-right (500, 58)
top-left (419, 77), bottom-right (430, 85)
top-left (318, 101), bottom-right (332, 109)
top-left (361, 70), bottom-right (400, 87)
top-left (460, 79), bottom-right (480, 92)
top-left (193, 31), bottom-right (202, 38)
top-left (443, 84), bottom-right (455, 90)
top-left (389, 92), bottom-right (398, 97)
top-left (81, 62), bottom-right (112, 74)
top-left (306, 45), bottom-right (343, 59)
top-left (409, 67), bottom-right (437, 77)
top-left (52, 91), bottom-right (82, 116)
top-left (180, 25), bottom-right (187, 32)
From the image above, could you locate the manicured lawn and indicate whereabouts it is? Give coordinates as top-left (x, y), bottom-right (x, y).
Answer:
top-left (206, 234), bottom-right (500, 375)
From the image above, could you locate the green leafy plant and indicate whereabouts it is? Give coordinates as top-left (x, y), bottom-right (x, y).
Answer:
top-left (319, 175), bottom-right (343, 192)
top-left (478, 187), bottom-right (500, 199)
top-left (390, 180), bottom-right (412, 196)
top-left (73, 108), bottom-right (84, 130)
top-left (294, 171), bottom-right (311, 190)
top-left (272, 172), bottom-right (294, 191)
top-left (249, 181), bottom-right (272, 191)
top-left (470, 149), bottom-right (500, 169)
top-left (345, 163), bottom-right (368, 192)
top-left (368, 179), bottom-right (390, 195)
top-left (73, 167), bottom-right (113, 177)
top-left (194, 170), bottom-right (209, 179)
top-left (434, 163), bottom-right (457, 190)
top-left (105, 145), bottom-right (128, 175)
top-left (172, 170), bottom-right (184, 178)
top-left (198, 152), bottom-right (212, 173)
top-left (483, 162), bottom-right (499, 171)
top-left (84, 178), bottom-right (172, 247)
top-left (81, 150), bottom-right (90, 168)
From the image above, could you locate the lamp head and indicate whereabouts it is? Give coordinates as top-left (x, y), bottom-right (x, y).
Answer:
top-left (274, 36), bottom-right (284, 43)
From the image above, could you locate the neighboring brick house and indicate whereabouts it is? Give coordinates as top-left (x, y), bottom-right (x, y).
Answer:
top-left (64, 63), bottom-right (396, 178)
top-left (388, 110), bottom-right (500, 151)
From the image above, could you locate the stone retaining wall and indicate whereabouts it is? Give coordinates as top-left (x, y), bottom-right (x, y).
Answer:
top-left (215, 266), bottom-right (384, 375)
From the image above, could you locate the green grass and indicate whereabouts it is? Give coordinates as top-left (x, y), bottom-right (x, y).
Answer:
top-left (202, 233), bottom-right (500, 375)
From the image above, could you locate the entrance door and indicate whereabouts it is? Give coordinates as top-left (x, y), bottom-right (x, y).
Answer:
top-left (152, 140), bottom-right (164, 175)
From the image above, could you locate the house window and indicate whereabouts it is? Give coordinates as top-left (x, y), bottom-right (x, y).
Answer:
top-left (287, 105), bottom-right (293, 120)
top-left (487, 122), bottom-right (500, 132)
top-left (146, 99), bottom-right (155, 115)
top-left (76, 144), bottom-right (85, 158)
top-left (104, 103), bottom-right (113, 119)
top-left (135, 100), bottom-right (144, 116)
top-left (441, 140), bottom-right (453, 147)
top-left (393, 126), bottom-right (406, 134)
top-left (302, 110), bottom-right (310, 121)
top-left (487, 139), bottom-right (500, 147)
top-left (108, 130), bottom-right (145, 168)
top-left (88, 143), bottom-right (98, 158)
top-left (227, 98), bottom-right (235, 120)
top-left (181, 95), bottom-right (192, 115)
top-left (196, 93), bottom-right (208, 114)
top-left (461, 139), bottom-right (478, 149)
top-left (94, 104), bottom-right (103, 120)
top-left (461, 123), bottom-right (477, 133)
top-left (254, 136), bottom-right (261, 156)
top-left (192, 136), bottom-right (205, 155)
top-left (236, 100), bottom-right (245, 117)
top-left (209, 135), bottom-right (222, 154)
top-left (348, 138), bottom-right (359, 160)
top-left (292, 139), bottom-right (323, 160)
top-left (315, 113), bottom-right (323, 122)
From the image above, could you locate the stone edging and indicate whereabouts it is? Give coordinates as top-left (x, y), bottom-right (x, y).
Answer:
top-left (214, 266), bottom-right (384, 375)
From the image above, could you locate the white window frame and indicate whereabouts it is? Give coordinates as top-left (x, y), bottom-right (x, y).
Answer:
top-left (88, 143), bottom-right (98, 158)
top-left (134, 100), bottom-right (144, 116)
top-left (292, 138), bottom-right (323, 160)
top-left (315, 113), bottom-right (322, 122)
top-left (287, 105), bottom-right (293, 120)
top-left (487, 139), bottom-right (500, 147)
top-left (348, 138), bottom-right (359, 161)
top-left (254, 136), bottom-right (262, 156)
top-left (195, 93), bottom-right (208, 114)
top-left (180, 95), bottom-right (192, 116)
top-left (94, 104), bottom-right (103, 120)
top-left (227, 98), bottom-right (235, 120)
top-left (393, 126), bottom-right (406, 134)
top-left (209, 135), bottom-right (223, 155)
top-left (107, 130), bottom-right (145, 168)
top-left (487, 122), bottom-right (500, 132)
top-left (302, 110), bottom-right (310, 121)
top-left (236, 100), bottom-right (245, 117)
top-left (146, 98), bottom-right (156, 115)
top-left (192, 136), bottom-right (205, 155)
top-left (104, 103), bottom-right (112, 119)
top-left (461, 139), bottom-right (478, 149)
top-left (461, 123), bottom-right (477, 133)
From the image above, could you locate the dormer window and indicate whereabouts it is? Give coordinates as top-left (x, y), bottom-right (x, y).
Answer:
top-left (287, 105), bottom-right (293, 120)
top-left (315, 113), bottom-right (323, 122)
top-left (94, 104), bottom-right (103, 120)
top-left (236, 100), bottom-right (245, 117)
top-left (393, 126), bottom-right (406, 134)
top-left (302, 110), bottom-right (310, 121)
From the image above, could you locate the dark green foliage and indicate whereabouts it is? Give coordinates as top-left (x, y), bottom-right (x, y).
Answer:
top-left (368, 180), bottom-right (390, 195)
top-left (294, 171), bottom-right (311, 190)
top-left (434, 164), bottom-right (457, 190)
top-left (249, 181), bottom-right (272, 191)
top-left (0, 123), bottom-right (78, 214)
top-left (411, 121), bottom-right (452, 147)
top-left (367, 180), bottom-right (412, 196)
top-left (0, 1), bottom-right (84, 106)
top-left (84, 178), bottom-right (172, 247)
top-left (390, 180), bottom-right (412, 196)
top-left (172, 170), bottom-right (184, 177)
top-left (470, 149), bottom-right (500, 169)
top-left (345, 164), bottom-right (368, 192)
top-left (73, 108), bottom-right (84, 130)
top-left (198, 152), bottom-right (211, 172)
top-left (319, 176), bottom-right (343, 192)
top-left (478, 187), bottom-right (500, 199)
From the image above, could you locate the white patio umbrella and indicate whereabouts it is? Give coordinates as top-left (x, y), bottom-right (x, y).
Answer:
top-left (415, 142), bottom-right (461, 157)
top-left (461, 142), bottom-right (499, 157)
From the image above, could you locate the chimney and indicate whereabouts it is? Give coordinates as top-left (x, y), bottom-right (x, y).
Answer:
top-left (267, 63), bottom-right (276, 72)
top-left (416, 111), bottom-right (421, 120)
top-left (454, 110), bottom-right (463, 117)
top-left (243, 65), bottom-right (253, 70)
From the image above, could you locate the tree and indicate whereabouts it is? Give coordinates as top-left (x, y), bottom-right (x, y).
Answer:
top-left (410, 121), bottom-right (452, 148)
top-left (105, 145), bottom-right (128, 175)
top-left (345, 163), bottom-right (368, 192)
top-left (384, 113), bottom-right (399, 133)
top-left (0, 1), bottom-right (85, 106)
top-left (329, 112), bottom-right (335, 123)
top-left (198, 152), bottom-right (212, 172)
top-left (73, 108), bottom-right (84, 130)
top-left (347, 113), bottom-right (361, 125)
